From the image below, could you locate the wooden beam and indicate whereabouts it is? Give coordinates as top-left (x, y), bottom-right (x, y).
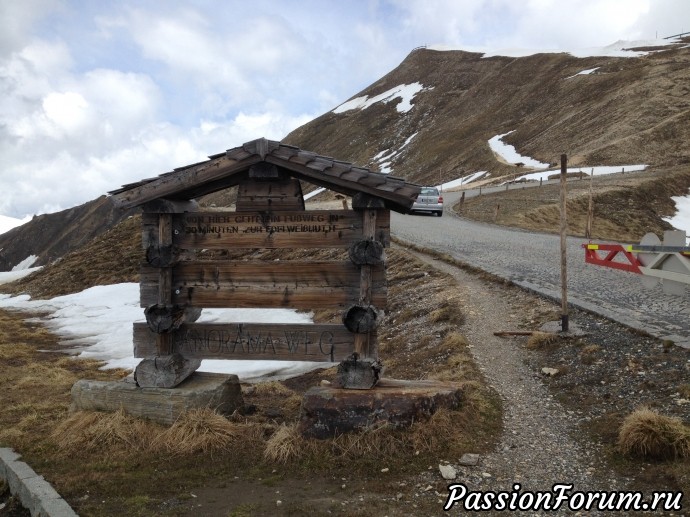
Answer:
top-left (235, 178), bottom-right (305, 212)
top-left (140, 261), bottom-right (387, 309)
top-left (133, 322), bottom-right (359, 362)
top-left (172, 210), bottom-right (390, 249)
top-left (141, 199), bottom-right (199, 214)
top-left (264, 156), bottom-right (419, 213)
top-left (110, 155), bottom-right (261, 209)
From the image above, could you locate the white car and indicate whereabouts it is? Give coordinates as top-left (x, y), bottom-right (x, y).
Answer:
top-left (411, 187), bottom-right (443, 217)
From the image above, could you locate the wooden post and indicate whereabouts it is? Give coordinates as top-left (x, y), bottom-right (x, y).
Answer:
top-left (157, 213), bottom-right (173, 355)
top-left (585, 169), bottom-right (594, 239)
top-left (355, 207), bottom-right (377, 359)
top-left (559, 154), bottom-right (569, 332)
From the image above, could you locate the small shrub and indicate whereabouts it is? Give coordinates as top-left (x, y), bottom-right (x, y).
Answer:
top-left (159, 408), bottom-right (242, 455)
top-left (618, 407), bottom-right (690, 460)
top-left (429, 298), bottom-right (465, 326)
top-left (52, 409), bottom-right (157, 453)
top-left (526, 332), bottom-right (559, 350)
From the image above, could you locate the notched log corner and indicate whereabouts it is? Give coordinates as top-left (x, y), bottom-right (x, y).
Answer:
top-left (333, 352), bottom-right (383, 390)
top-left (342, 304), bottom-right (378, 333)
top-left (145, 304), bottom-right (201, 333)
top-left (134, 353), bottom-right (202, 388)
top-left (348, 239), bottom-right (384, 266)
top-left (145, 243), bottom-right (180, 268)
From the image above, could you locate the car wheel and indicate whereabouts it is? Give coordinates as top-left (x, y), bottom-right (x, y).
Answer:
top-left (436, 211), bottom-right (443, 217)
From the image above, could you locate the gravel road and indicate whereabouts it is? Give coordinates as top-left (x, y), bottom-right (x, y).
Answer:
top-left (392, 190), bottom-right (690, 348)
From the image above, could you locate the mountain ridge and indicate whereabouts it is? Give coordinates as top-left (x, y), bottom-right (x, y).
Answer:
top-left (1, 38), bottom-right (689, 272)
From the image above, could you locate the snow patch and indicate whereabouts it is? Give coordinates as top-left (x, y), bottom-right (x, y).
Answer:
top-left (372, 132), bottom-right (418, 175)
top-left (304, 187), bottom-right (326, 200)
top-left (663, 189), bottom-right (690, 237)
top-left (333, 83), bottom-right (430, 114)
top-left (489, 131), bottom-right (550, 169)
top-left (566, 67), bottom-right (599, 78)
top-left (0, 267), bottom-right (42, 285)
top-left (12, 255), bottom-right (39, 271)
top-left (0, 283), bottom-right (331, 381)
top-left (437, 171), bottom-right (488, 190)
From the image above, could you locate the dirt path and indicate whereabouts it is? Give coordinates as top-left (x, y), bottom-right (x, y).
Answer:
top-left (403, 248), bottom-right (630, 514)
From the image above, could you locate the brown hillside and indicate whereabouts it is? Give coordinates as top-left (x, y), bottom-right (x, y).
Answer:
top-left (285, 39), bottom-right (690, 187)
top-left (2, 39), bottom-right (690, 271)
top-left (0, 196), bottom-right (137, 271)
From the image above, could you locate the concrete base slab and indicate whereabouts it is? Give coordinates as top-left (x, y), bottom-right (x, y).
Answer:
top-left (70, 372), bottom-right (244, 426)
top-left (299, 378), bottom-right (464, 439)
top-left (540, 320), bottom-right (587, 337)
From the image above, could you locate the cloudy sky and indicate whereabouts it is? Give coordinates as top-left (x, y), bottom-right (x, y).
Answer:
top-left (1, 0), bottom-right (687, 220)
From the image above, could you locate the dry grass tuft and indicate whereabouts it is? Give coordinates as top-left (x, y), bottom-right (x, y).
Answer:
top-left (264, 423), bottom-right (303, 463)
top-left (52, 409), bottom-right (158, 453)
top-left (580, 344), bottom-right (601, 364)
top-left (618, 407), bottom-right (690, 460)
top-left (252, 381), bottom-right (295, 397)
top-left (409, 408), bottom-right (457, 452)
top-left (329, 422), bottom-right (404, 459)
top-left (442, 332), bottom-right (469, 351)
top-left (429, 297), bottom-right (466, 326)
top-left (526, 331), bottom-right (559, 350)
top-left (14, 363), bottom-right (77, 389)
top-left (158, 408), bottom-right (243, 455)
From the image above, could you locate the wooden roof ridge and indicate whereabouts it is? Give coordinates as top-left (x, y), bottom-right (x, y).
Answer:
top-left (108, 137), bottom-right (422, 213)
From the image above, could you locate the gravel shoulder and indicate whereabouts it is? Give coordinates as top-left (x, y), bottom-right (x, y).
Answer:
top-left (401, 245), bottom-right (690, 515)
top-left (404, 249), bottom-right (626, 513)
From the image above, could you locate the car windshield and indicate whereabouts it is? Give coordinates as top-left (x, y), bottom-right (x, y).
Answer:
top-left (420, 187), bottom-right (439, 196)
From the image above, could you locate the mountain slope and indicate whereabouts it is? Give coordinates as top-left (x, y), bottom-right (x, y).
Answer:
top-left (285, 40), bottom-right (690, 187)
top-left (0, 196), bottom-right (136, 272)
top-left (2, 40), bottom-right (690, 273)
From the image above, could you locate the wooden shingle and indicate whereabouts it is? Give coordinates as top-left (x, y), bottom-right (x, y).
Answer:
top-left (109, 138), bottom-right (421, 213)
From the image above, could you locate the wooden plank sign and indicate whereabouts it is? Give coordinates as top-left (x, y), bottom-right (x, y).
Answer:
top-left (140, 260), bottom-right (387, 309)
top-left (172, 210), bottom-right (390, 249)
top-left (133, 322), bottom-right (359, 362)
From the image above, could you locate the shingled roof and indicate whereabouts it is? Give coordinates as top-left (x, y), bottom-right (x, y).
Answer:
top-left (108, 138), bottom-right (422, 213)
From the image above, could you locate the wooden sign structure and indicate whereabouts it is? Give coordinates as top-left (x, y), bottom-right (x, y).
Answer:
top-left (109, 138), bottom-right (421, 389)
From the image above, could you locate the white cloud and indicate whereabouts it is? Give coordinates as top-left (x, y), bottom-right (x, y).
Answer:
top-left (1, 0), bottom-right (688, 220)
top-left (0, 0), bottom-right (62, 56)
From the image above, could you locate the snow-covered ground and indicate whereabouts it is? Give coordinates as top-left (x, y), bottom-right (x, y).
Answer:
top-left (333, 82), bottom-right (432, 114)
top-left (0, 275), bottom-right (331, 382)
top-left (372, 132), bottom-right (418, 175)
top-left (488, 131), bottom-right (550, 168)
top-left (437, 171), bottom-right (488, 191)
top-left (664, 189), bottom-right (690, 237)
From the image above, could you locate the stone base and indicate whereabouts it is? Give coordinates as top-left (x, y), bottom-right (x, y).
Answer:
top-left (299, 378), bottom-right (464, 439)
top-left (70, 372), bottom-right (244, 426)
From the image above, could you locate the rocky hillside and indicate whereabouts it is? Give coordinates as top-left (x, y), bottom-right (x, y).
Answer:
top-left (0, 196), bottom-right (137, 271)
top-left (285, 39), bottom-right (690, 187)
top-left (2, 39), bottom-right (689, 271)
